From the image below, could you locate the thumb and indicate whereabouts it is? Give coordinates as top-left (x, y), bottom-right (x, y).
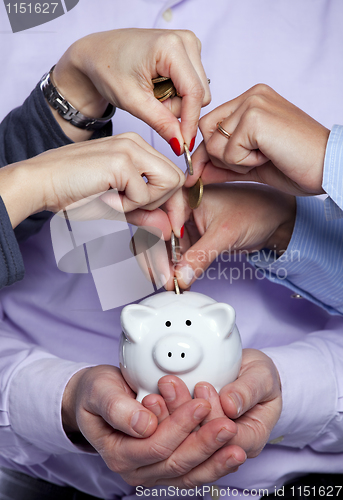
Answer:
top-left (86, 382), bottom-right (158, 440)
top-left (219, 350), bottom-right (281, 420)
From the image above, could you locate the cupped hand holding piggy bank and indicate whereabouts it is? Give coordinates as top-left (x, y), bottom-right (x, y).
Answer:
top-left (120, 291), bottom-right (242, 402)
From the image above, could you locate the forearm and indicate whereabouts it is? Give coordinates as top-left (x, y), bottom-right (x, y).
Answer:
top-left (0, 328), bottom-right (93, 458)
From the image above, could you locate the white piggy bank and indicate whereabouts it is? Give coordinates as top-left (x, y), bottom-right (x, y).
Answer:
top-left (119, 291), bottom-right (242, 402)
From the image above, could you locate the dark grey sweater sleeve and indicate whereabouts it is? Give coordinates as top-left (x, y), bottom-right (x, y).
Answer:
top-left (0, 82), bottom-right (112, 289)
top-left (0, 197), bottom-right (24, 288)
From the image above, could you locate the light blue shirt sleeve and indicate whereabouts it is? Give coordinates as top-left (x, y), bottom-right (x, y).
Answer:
top-left (323, 124), bottom-right (343, 220)
top-left (249, 196), bottom-right (343, 315)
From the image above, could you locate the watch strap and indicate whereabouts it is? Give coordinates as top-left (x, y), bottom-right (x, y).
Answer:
top-left (40, 65), bottom-right (115, 130)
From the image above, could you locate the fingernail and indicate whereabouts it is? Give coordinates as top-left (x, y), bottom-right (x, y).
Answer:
top-left (189, 136), bottom-right (196, 152)
top-left (144, 402), bottom-right (161, 418)
top-left (195, 385), bottom-right (210, 401)
top-left (169, 137), bottom-right (181, 156)
top-left (159, 382), bottom-right (176, 402)
top-left (180, 225), bottom-right (184, 239)
top-left (228, 393), bottom-right (243, 415)
top-left (216, 427), bottom-right (232, 443)
top-left (178, 265), bottom-right (194, 286)
top-left (193, 404), bottom-right (210, 421)
top-left (131, 411), bottom-right (152, 436)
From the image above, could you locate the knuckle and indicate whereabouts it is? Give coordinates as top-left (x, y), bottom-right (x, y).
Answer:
top-left (245, 94), bottom-right (267, 112)
top-left (251, 83), bottom-right (273, 96)
top-left (179, 29), bottom-right (197, 44)
top-left (163, 32), bottom-right (184, 50)
top-left (120, 131), bottom-right (141, 143)
top-left (199, 113), bottom-right (215, 137)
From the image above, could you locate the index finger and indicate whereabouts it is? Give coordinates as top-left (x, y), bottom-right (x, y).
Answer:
top-left (158, 32), bottom-right (210, 147)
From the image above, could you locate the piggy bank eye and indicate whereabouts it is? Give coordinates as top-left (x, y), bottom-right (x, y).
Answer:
top-left (165, 321), bottom-right (171, 327)
top-left (185, 320), bottom-right (192, 326)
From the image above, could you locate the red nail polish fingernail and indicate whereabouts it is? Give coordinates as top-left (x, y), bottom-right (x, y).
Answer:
top-left (189, 137), bottom-right (196, 152)
top-left (169, 137), bottom-right (181, 156)
top-left (180, 225), bottom-right (184, 238)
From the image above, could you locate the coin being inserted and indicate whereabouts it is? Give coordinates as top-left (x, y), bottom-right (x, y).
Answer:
top-left (188, 177), bottom-right (203, 209)
top-left (173, 277), bottom-right (181, 295)
top-left (171, 231), bottom-right (181, 264)
top-left (184, 143), bottom-right (193, 176)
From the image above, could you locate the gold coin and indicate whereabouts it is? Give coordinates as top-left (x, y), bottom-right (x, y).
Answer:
top-left (174, 277), bottom-right (181, 295)
top-left (188, 177), bottom-right (203, 209)
top-left (184, 143), bottom-right (193, 176)
top-left (158, 87), bottom-right (176, 102)
top-left (152, 76), bottom-right (170, 84)
top-left (171, 231), bottom-right (181, 264)
top-left (153, 79), bottom-right (175, 100)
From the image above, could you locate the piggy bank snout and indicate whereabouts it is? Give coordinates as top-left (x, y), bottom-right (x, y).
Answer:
top-left (153, 334), bottom-right (203, 374)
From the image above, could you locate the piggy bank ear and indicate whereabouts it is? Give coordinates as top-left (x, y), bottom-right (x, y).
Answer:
top-left (200, 303), bottom-right (236, 339)
top-left (121, 305), bottom-right (156, 343)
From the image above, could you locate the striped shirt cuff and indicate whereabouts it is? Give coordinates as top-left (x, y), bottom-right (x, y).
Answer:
top-left (322, 124), bottom-right (343, 220)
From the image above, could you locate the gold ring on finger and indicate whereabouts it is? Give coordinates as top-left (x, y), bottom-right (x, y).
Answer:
top-left (216, 121), bottom-right (231, 140)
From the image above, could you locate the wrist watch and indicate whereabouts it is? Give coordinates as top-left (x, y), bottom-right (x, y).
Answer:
top-left (40, 65), bottom-right (115, 130)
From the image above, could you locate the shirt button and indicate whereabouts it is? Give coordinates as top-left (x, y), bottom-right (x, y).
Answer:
top-left (162, 8), bottom-right (173, 22)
